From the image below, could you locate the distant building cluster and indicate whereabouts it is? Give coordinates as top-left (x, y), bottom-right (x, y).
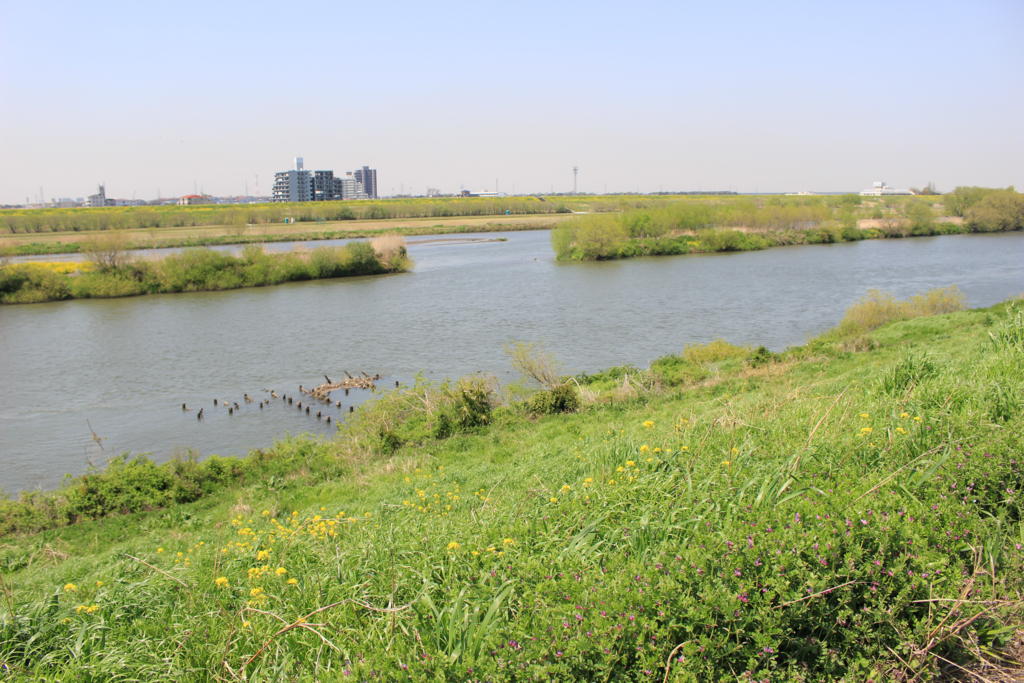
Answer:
top-left (272, 157), bottom-right (378, 203)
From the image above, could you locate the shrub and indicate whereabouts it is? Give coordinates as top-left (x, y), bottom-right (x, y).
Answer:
top-left (906, 285), bottom-right (965, 317)
top-left (433, 376), bottom-right (498, 438)
top-left (0, 264), bottom-right (71, 303)
top-left (649, 354), bottom-right (709, 386)
top-left (747, 345), bottom-right (780, 367)
top-left (838, 290), bottom-right (909, 334)
top-left (525, 383), bottom-right (579, 415)
top-left (506, 342), bottom-right (563, 389)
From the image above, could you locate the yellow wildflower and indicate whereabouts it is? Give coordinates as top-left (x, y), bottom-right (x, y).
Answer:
top-left (275, 567), bottom-right (287, 576)
top-left (625, 460), bottom-right (636, 467)
top-left (503, 538), bottom-right (515, 545)
top-left (722, 460), bottom-right (731, 466)
top-left (860, 427), bottom-right (873, 434)
top-left (731, 447), bottom-right (739, 454)
top-left (859, 413), bottom-right (870, 418)
top-left (900, 412), bottom-right (910, 418)
top-left (642, 420), bottom-right (654, 428)
top-left (639, 445), bottom-right (650, 453)
top-left (63, 583), bottom-right (77, 593)
top-left (215, 576), bottom-right (229, 588)
top-left (242, 620), bottom-right (252, 628)
top-left (249, 587), bottom-right (265, 598)
top-left (156, 547), bottom-right (164, 553)
top-left (446, 541), bottom-right (461, 550)
top-left (286, 578), bottom-right (298, 585)
top-left (549, 497), bottom-right (558, 503)
top-left (95, 581), bottom-right (103, 588)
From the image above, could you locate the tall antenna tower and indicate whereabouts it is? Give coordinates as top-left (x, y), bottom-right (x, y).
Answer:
top-left (573, 166), bottom-right (579, 194)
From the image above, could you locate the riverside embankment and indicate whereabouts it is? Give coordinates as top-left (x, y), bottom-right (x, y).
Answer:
top-left (2, 297), bottom-right (1022, 680)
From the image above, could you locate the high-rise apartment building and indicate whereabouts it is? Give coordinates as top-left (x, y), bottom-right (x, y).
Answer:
top-left (354, 166), bottom-right (378, 199)
top-left (313, 170), bottom-right (343, 201)
top-left (272, 158), bottom-right (378, 202)
top-left (272, 158), bottom-right (314, 202)
top-left (339, 174), bottom-right (368, 200)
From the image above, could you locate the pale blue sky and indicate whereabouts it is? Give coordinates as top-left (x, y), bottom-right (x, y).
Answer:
top-left (1, 0), bottom-right (1021, 202)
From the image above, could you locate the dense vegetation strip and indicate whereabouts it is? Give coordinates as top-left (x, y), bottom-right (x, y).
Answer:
top-left (0, 195), bottom-right (703, 236)
top-left (2, 290), bottom-right (1023, 679)
top-left (0, 235), bottom-right (410, 305)
top-left (553, 187), bottom-right (1024, 260)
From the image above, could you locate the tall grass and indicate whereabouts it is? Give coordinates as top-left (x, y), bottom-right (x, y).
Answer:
top-left (836, 285), bottom-right (965, 335)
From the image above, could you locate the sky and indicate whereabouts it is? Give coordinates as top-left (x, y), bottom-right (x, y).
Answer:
top-left (1, 0), bottom-right (1022, 203)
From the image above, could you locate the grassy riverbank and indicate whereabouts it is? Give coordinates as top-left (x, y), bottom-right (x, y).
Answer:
top-left (2, 292), bottom-right (1022, 679)
top-left (0, 236), bottom-right (410, 305)
top-left (553, 188), bottom-right (1024, 260)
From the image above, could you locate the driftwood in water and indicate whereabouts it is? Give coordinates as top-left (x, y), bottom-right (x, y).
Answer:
top-left (302, 371), bottom-right (381, 400)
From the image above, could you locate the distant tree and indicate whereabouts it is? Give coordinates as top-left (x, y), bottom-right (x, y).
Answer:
top-left (964, 190), bottom-right (1024, 232)
top-left (910, 182), bottom-right (939, 195)
top-left (944, 186), bottom-right (993, 217)
top-left (82, 231), bottom-right (132, 271)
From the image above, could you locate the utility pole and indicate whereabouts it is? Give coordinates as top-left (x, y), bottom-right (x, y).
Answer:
top-left (573, 166), bottom-right (578, 195)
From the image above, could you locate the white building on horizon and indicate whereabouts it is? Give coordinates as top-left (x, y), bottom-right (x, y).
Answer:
top-left (860, 181), bottom-right (915, 197)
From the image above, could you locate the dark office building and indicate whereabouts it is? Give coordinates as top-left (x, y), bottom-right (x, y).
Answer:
top-left (354, 166), bottom-right (378, 199)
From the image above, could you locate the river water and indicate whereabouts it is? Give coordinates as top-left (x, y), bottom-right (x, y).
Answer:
top-left (2, 231), bottom-right (1022, 493)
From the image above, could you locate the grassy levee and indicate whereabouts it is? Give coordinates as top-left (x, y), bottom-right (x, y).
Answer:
top-left (0, 239), bottom-right (410, 305)
top-left (2, 298), bottom-right (1023, 679)
top-left (553, 190), bottom-right (1024, 261)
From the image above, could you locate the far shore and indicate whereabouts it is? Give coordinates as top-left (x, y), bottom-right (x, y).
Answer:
top-left (0, 213), bottom-right (571, 256)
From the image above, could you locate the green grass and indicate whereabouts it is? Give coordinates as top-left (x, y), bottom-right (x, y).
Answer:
top-left (1, 299), bottom-right (1023, 680)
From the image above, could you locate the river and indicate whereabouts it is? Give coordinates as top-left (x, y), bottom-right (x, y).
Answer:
top-left (1, 230), bottom-right (1022, 492)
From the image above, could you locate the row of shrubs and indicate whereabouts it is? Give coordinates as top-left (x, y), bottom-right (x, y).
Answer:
top-left (0, 239), bottom-right (409, 304)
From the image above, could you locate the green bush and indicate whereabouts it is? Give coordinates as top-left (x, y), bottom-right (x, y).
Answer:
top-left (747, 345), bottom-right (780, 367)
top-left (649, 354), bottom-right (709, 386)
top-left (0, 265), bottom-right (71, 303)
top-left (525, 384), bottom-right (580, 415)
